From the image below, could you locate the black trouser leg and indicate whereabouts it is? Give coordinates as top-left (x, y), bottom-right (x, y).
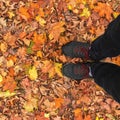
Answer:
top-left (91, 62), bottom-right (120, 103)
top-left (90, 15), bottom-right (120, 60)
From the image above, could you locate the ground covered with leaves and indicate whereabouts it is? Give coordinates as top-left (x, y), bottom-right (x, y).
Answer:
top-left (0, 0), bottom-right (120, 120)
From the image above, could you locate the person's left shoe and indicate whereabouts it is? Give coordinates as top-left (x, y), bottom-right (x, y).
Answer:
top-left (62, 63), bottom-right (92, 80)
top-left (62, 41), bottom-right (90, 59)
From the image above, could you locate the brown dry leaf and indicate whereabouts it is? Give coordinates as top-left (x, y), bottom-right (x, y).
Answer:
top-left (93, 2), bottom-right (113, 20)
top-left (42, 60), bottom-right (53, 73)
top-left (59, 55), bottom-right (67, 63)
top-left (17, 47), bottom-right (27, 58)
top-left (104, 56), bottom-right (120, 66)
top-left (19, 32), bottom-right (27, 39)
top-left (59, 36), bottom-right (69, 46)
top-left (111, 55), bottom-right (120, 66)
top-left (95, 25), bottom-right (105, 37)
top-left (77, 95), bottom-right (91, 104)
top-left (3, 32), bottom-right (17, 47)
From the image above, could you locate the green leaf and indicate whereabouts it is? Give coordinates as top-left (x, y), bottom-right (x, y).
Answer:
top-left (27, 41), bottom-right (34, 54)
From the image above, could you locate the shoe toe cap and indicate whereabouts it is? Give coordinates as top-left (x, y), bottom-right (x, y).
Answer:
top-left (62, 63), bottom-right (73, 77)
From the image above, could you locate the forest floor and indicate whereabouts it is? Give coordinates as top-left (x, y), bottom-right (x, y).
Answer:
top-left (0, 0), bottom-right (120, 120)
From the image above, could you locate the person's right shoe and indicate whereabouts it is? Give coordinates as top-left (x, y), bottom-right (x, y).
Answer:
top-left (62, 62), bottom-right (92, 80)
top-left (62, 41), bottom-right (90, 60)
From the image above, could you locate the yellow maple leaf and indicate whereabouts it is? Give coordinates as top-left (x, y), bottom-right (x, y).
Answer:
top-left (0, 75), bottom-right (3, 82)
top-left (37, 51), bottom-right (43, 58)
top-left (24, 98), bottom-right (38, 112)
top-left (8, 11), bottom-right (15, 19)
top-left (0, 90), bottom-right (16, 97)
top-left (113, 12), bottom-right (120, 19)
top-left (80, 7), bottom-right (91, 18)
top-left (54, 63), bottom-right (63, 77)
top-left (36, 15), bottom-right (46, 26)
top-left (96, 116), bottom-right (104, 120)
top-left (28, 66), bottom-right (38, 80)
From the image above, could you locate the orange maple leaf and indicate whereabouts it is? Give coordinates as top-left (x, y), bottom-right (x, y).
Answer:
top-left (19, 6), bottom-right (31, 21)
top-left (84, 115), bottom-right (92, 120)
top-left (32, 32), bottom-right (46, 51)
top-left (49, 21), bottom-right (65, 42)
top-left (93, 2), bottom-right (113, 20)
top-left (2, 76), bottom-right (17, 92)
top-left (54, 98), bottom-right (64, 108)
top-left (8, 67), bottom-right (15, 77)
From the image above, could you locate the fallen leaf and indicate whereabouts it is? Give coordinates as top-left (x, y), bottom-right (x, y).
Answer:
top-left (54, 98), bottom-right (64, 109)
top-left (2, 76), bottom-right (17, 92)
top-left (24, 97), bottom-right (38, 112)
top-left (54, 63), bottom-right (63, 77)
top-left (19, 32), bottom-right (27, 39)
top-left (32, 32), bottom-right (46, 51)
top-left (84, 115), bottom-right (92, 120)
top-left (0, 17), bottom-right (7, 27)
top-left (80, 8), bottom-right (91, 18)
top-left (113, 12), bottom-right (120, 19)
top-left (8, 11), bottom-right (15, 19)
top-left (8, 67), bottom-right (15, 77)
top-left (36, 15), bottom-right (46, 26)
top-left (0, 42), bottom-right (8, 53)
top-left (19, 6), bottom-right (31, 21)
top-left (0, 75), bottom-right (3, 82)
top-left (28, 66), bottom-right (38, 80)
top-left (49, 21), bottom-right (65, 41)
top-left (73, 108), bottom-right (82, 117)
top-left (3, 32), bottom-right (17, 47)
top-left (0, 90), bottom-right (16, 97)
top-left (93, 2), bottom-right (113, 20)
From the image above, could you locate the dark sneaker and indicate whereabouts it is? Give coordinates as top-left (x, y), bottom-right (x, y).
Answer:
top-left (62, 63), bottom-right (92, 80)
top-left (62, 41), bottom-right (90, 59)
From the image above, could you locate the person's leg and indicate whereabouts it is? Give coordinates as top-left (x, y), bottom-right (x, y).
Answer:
top-left (62, 62), bottom-right (120, 103)
top-left (90, 15), bottom-right (120, 60)
top-left (91, 62), bottom-right (120, 103)
top-left (62, 15), bottom-right (120, 60)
